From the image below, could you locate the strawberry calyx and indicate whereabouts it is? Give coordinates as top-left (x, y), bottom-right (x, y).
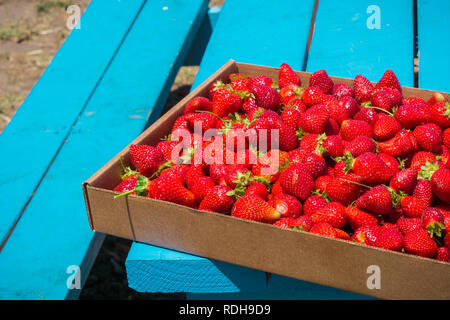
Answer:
top-left (160, 134), bottom-right (172, 141)
top-left (311, 189), bottom-right (331, 202)
top-left (114, 175), bottom-right (149, 198)
top-left (278, 158), bottom-right (292, 173)
top-left (121, 166), bottom-right (140, 180)
top-left (426, 222), bottom-right (446, 238)
top-left (417, 160), bottom-right (440, 181)
top-left (296, 127), bottom-right (307, 140)
top-left (149, 160), bottom-right (174, 179)
top-left (385, 186), bottom-right (406, 209)
top-left (291, 225), bottom-right (306, 232)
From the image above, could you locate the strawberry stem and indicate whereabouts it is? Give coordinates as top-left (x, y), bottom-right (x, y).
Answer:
top-left (339, 178), bottom-right (372, 189)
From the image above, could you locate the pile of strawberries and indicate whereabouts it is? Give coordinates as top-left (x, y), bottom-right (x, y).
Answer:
top-left (114, 63), bottom-right (450, 262)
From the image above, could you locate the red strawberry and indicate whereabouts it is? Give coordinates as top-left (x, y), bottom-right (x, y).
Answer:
top-left (373, 227), bottom-right (403, 252)
top-left (278, 163), bottom-right (314, 201)
top-left (370, 90), bottom-right (394, 111)
top-left (351, 225), bottom-right (380, 246)
top-left (396, 217), bottom-right (421, 235)
top-left (231, 194), bottom-right (280, 223)
top-left (323, 135), bottom-right (345, 157)
top-left (403, 228), bottom-right (437, 258)
top-left (378, 153), bottom-right (401, 174)
top-left (389, 167), bottom-right (418, 194)
top-left (394, 104), bottom-right (427, 129)
top-left (301, 153), bottom-right (327, 179)
top-left (411, 151), bottom-right (438, 170)
top-left (310, 201), bottom-right (346, 228)
top-left (212, 88), bottom-right (243, 118)
top-left (184, 96), bottom-right (212, 114)
top-left (430, 168), bottom-right (450, 202)
top-left (375, 69), bottom-right (402, 93)
top-left (190, 176), bottom-right (215, 205)
top-left (353, 106), bottom-right (378, 124)
top-left (273, 217), bottom-right (296, 229)
top-left (184, 112), bottom-right (218, 133)
top-left (437, 247), bottom-right (450, 262)
top-left (298, 104), bottom-right (330, 134)
top-left (426, 92), bottom-right (446, 107)
top-left (199, 185), bottom-right (234, 213)
top-left (245, 182), bottom-right (269, 201)
top-left (252, 75), bottom-right (274, 87)
top-left (353, 74), bottom-right (374, 103)
top-left (332, 82), bottom-right (354, 99)
top-left (403, 97), bottom-right (425, 105)
top-left (230, 77), bottom-right (252, 92)
top-left (309, 70), bottom-right (334, 94)
top-left (345, 206), bottom-right (379, 230)
top-left (301, 86), bottom-right (330, 107)
top-left (401, 196), bottom-right (428, 218)
top-left (335, 228), bottom-right (351, 241)
top-left (356, 185), bottom-right (393, 215)
top-left (421, 207), bottom-right (446, 238)
top-left (339, 119), bottom-right (373, 141)
top-left (292, 215), bottom-right (315, 231)
top-left (382, 87), bottom-right (402, 106)
top-left (299, 134), bottom-right (320, 152)
top-left (251, 82), bottom-right (280, 111)
top-left (303, 195), bottom-right (329, 217)
top-left (285, 98), bottom-right (307, 113)
top-left (279, 85), bottom-right (303, 105)
top-left (309, 222), bottom-right (338, 238)
top-left (208, 80), bottom-right (226, 100)
top-left (279, 63), bottom-right (301, 88)
top-left (327, 96), bottom-right (359, 124)
top-left (281, 107), bottom-right (302, 129)
top-left (148, 175), bottom-right (196, 208)
top-left (429, 101), bottom-right (450, 128)
top-left (269, 193), bottom-right (302, 218)
top-left (351, 152), bottom-right (395, 184)
top-left (242, 97), bottom-right (259, 114)
top-left (344, 136), bottom-right (376, 157)
top-left (378, 130), bottom-right (414, 157)
top-left (413, 124), bottom-right (443, 153)
top-left (413, 179), bottom-right (433, 206)
top-left (373, 114), bottom-right (402, 141)
top-left (129, 145), bottom-right (166, 177)
top-left (113, 178), bottom-right (137, 194)
top-left (326, 173), bottom-right (364, 206)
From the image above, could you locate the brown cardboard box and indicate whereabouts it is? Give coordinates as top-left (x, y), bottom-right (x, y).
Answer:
top-left (83, 60), bottom-right (450, 300)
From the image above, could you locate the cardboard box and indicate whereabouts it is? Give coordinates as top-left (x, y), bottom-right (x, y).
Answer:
top-left (83, 60), bottom-right (450, 300)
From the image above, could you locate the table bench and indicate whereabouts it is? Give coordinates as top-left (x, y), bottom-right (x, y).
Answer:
top-left (0, 0), bottom-right (448, 300)
top-left (125, 0), bottom-right (450, 299)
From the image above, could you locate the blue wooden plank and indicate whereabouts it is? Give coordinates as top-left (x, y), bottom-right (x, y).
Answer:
top-left (0, 0), bottom-right (147, 243)
top-left (192, 0), bottom-right (316, 88)
top-left (126, 243), bottom-right (266, 293)
top-left (417, 0), bottom-right (450, 92)
top-left (307, 0), bottom-right (414, 86)
top-left (126, 0), bottom-right (316, 295)
top-left (0, 0), bottom-right (208, 300)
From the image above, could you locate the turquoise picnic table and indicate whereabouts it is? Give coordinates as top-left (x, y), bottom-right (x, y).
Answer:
top-left (0, 0), bottom-right (448, 300)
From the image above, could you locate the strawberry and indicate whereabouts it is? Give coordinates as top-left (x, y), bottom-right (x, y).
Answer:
top-left (252, 75), bottom-right (274, 87)
top-left (375, 69), bottom-right (402, 93)
top-left (113, 178), bottom-right (137, 194)
top-left (389, 167), bottom-right (418, 194)
top-left (279, 63), bottom-right (301, 88)
top-left (326, 173), bottom-right (364, 205)
top-left (429, 101), bottom-right (450, 128)
top-left (436, 247), bottom-right (450, 262)
top-left (394, 104), bottom-right (427, 129)
top-left (396, 217), bottom-right (421, 234)
top-left (298, 104), bottom-right (330, 134)
top-left (299, 134), bottom-right (320, 152)
top-left (231, 194), bottom-right (280, 223)
top-left (356, 185), bottom-right (394, 215)
top-left (373, 114), bottom-right (402, 141)
top-left (129, 144), bottom-right (166, 177)
top-left (332, 82), bottom-right (354, 99)
top-left (351, 152), bottom-right (395, 184)
top-left (242, 97), bottom-right (259, 114)
top-left (373, 227), bottom-right (403, 252)
top-left (323, 135), bottom-right (345, 157)
top-left (250, 82), bottom-right (280, 111)
top-left (309, 70), bottom-right (334, 94)
top-left (156, 140), bottom-right (180, 162)
top-left (344, 136), bottom-right (376, 157)
top-left (426, 92), bottom-right (446, 107)
top-left (199, 185), bottom-right (234, 213)
top-left (301, 86), bottom-right (330, 107)
top-left (225, 166), bottom-right (253, 189)
top-left (301, 152), bottom-right (327, 179)
top-left (315, 175), bottom-right (333, 193)
top-left (403, 97), bottom-right (425, 105)
top-left (378, 130), bottom-right (414, 157)
top-left (208, 80), bottom-right (226, 100)
top-left (351, 225), bottom-right (380, 246)
top-left (245, 182), bottom-right (269, 201)
top-left (353, 106), bottom-right (378, 124)
top-left (271, 180), bottom-right (283, 196)
top-left (339, 119), bottom-right (373, 141)
top-left (410, 151), bottom-right (438, 170)
top-left (310, 201), bottom-right (346, 228)
top-left (353, 74), bottom-right (374, 103)
top-left (292, 215), bottom-right (315, 231)
top-left (413, 179), bottom-right (433, 206)
top-left (403, 228), bottom-right (437, 258)
top-left (345, 206), bottom-right (379, 230)
top-left (285, 98), bottom-right (307, 112)
top-left (378, 153), bottom-right (402, 174)
top-left (279, 85), bottom-right (302, 105)
top-left (230, 77), bottom-right (252, 92)
top-left (382, 87), bottom-right (402, 106)
top-left (370, 90), bottom-right (394, 111)
top-left (148, 175), bottom-right (196, 208)
top-left (212, 88), bottom-right (243, 118)
top-left (190, 176), bottom-right (215, 205)
top-left (421, 207), bottom-right (446, 238)
top-left (335, 228), bottom-right (351, 240)
top-left (430, 168), bottom-right (450, 202)
top-left (413, 124), bottom-right (442, 153)
top-left (303, 194), bottom-right (329, 217)
top-left (401, 196), bottom-right (428, 218)
top-left (281, 106), bottom-right (302, 129)
top-left (273, 217), bottom-right (296, 229)
top-left (184, 96), bottom-right (212, 114)
top-left (309, 222), bottom-right (338, 238)
top-left (184, 112), bottom-right (218, 133)
top-left (269, 193), bottom-right (302, 218)
top-left (278, 162), bottom-right (314, 201)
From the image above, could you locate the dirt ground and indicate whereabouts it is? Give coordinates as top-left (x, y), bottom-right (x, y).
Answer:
top-left (0, 0), bottom-right (222, 299)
